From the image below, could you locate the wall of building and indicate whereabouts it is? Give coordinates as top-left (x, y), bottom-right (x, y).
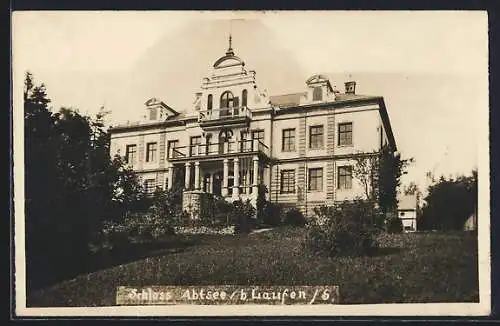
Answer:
top-left (333, 105), bottom-right (382, 156)
top-left (110, 101), bottom-right (389, 216)
top-left (399, 210), bottom-right (417, 232)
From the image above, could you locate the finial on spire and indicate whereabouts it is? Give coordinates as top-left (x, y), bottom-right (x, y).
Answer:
top-left (226, 33), bottom-right (234, 55)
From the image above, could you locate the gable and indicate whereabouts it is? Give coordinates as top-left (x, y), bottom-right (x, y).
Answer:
top-left (144, 97), bottom-right (179, 120)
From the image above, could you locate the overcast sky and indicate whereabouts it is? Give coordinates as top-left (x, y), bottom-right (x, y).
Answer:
top-left (12, 11), bottom-right (488, 193)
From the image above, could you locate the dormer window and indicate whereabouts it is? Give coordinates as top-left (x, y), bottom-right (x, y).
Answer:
top-left (313, 87), bottom-right (322, 101)
top-left (149, 108), bottom-right (157, 120)
top-left (207, 94), bottom-right (213, 110)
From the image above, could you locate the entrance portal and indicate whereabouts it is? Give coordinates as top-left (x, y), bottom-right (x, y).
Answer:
top-left (212, 172), bottom-right (222, 196)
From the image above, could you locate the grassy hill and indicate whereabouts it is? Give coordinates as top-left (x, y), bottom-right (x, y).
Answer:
top-left (27, 227), bottom-right (478, 307)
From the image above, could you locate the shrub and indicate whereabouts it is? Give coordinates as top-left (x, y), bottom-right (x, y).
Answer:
top-left (304, 201), bottom-right (378, 257)
top-left (149, 187), bottom-right (183, 219)
top-left (231, 199), bottom-right (256, 234)
top-left (101, 208), bottom-right (176, 249)
top-left (386, 216), bottom-right (404, 234)
top-left (256, 184), bottom-right (268, 221)
top-left (283, 208), bottom-right (307, 227)
top-left (262, 202), bottom-right (283, 227)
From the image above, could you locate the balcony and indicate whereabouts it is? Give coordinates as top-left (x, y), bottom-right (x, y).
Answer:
top-left (168, 139), bottom-right (270, 161)
top-left (198, 107), bottom-right (251, 129)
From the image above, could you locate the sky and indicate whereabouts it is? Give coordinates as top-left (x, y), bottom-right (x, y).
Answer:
top-left (12, 11), bottom-right (489, 194)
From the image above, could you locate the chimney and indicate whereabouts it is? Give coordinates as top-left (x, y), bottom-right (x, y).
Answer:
top-left (345, 81), bottom-right (356, 94)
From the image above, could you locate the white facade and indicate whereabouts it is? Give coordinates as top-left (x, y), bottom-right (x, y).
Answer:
top-left (397, 194), bottom-right (418, 232)
top-left (109, 38), bottom-right (397, 217)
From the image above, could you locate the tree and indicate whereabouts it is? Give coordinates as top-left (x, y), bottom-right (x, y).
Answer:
top-left (352, 152), bottom-right (379, 202)
top-left (378, 146), bottom-right (414, 215)
top-left (24, 72), bottom-right (146, 291)
top-left (352, 145), bottom-right (414, 217)
top-left (420, 170), bottom-right (477, 231)
top-left (403, 182), bottom-right (419, 195)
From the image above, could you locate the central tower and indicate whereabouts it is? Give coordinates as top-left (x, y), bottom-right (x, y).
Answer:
top-left (196, 35), bottom-right (268, 122)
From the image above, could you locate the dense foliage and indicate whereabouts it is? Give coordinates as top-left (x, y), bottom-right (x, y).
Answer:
top-left (420, 171), bottom-right (477, 230)
top-left (262, 202), bottom-right (284, 227)
top-left (283, 207), bottom-right (307, 227)
top-left (24, 72), bottom-right (147, 290)
top-left (352, 145), bottom-right (413, 217)
top-left (304, 201), bottom-right (379, 257)
top-left (386, 216), bottom-right (404, 234)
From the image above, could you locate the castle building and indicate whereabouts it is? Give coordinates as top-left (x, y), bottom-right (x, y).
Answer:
top-left (109, 36), bottom-right (397, 217)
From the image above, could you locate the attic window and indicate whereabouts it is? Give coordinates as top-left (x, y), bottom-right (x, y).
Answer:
top-left (149, 108), bottom-right (157, 120)
top-left (313, 87), bottom-right (322, 101)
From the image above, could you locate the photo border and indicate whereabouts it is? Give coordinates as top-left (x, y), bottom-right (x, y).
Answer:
top-left (9, 4), bottom-right (497, 321)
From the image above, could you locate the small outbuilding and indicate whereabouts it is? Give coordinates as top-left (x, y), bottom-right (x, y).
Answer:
top-left (397, 194), bottom-right (418, 232)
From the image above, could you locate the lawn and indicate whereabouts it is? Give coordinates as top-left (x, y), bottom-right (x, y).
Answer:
top-left (27, 227), bottom-right (479, 306)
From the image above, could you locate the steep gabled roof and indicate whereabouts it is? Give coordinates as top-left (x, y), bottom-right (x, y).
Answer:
top-left (398, 194), bottom-right (418, 211)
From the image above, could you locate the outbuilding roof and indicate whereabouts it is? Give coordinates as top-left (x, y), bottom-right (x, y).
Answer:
top-left (398, 194), bottom-right (418, 211)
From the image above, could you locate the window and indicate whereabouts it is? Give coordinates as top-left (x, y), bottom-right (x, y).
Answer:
top-left (144, 179), bottom-right (156, 194)
top-left (190, 136), bottom-right (202, 156)
top-left (252, 129), bottom-right (264, 141)
top-left (125, 144), bottom-right (137, 165)
top-left (167, 140), bottom-right (179, 159)
top-left (337, 166), bottom-right (353, 190)
top-left (146, 142), bottom-right (157, 163)
top-left (282, 128), bottom-right (296, 152)
top-left (220, 91), bottom-right (234, 108)
top-left (313, 86), bottom-right (322, 101)
top-left (207, 94), bottom-right (213, 110)
top-left (240, 131), bottom-right (250, 151)
top-left (280, 170), bottom-right (295, 193)
top-left (400, 211), bottom-right (405, 217)
top-left (205, 134), bottom-right (213, 154)
top-left (338, 122), bottom-right (353, 146)
top-left (149, 108), bottom-right (157, 120)
top-left (252, 129), bottom-right (265, 150)
top-left (308, 168), bottom-right (323, 191)
top-left (242, 89), bottom-right (248, 107)
top-left (309, 125), bottom-right (324, 149)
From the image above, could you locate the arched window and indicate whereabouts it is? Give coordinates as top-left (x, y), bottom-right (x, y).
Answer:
top-left (242, 89), bottom-right (248, 107)
top-left (220, 91), bottom-right (234, 109)
top-left (218, 129), bottom-right (233, 154)
top-left (207, 94), bottom-right (213, 110)
top-left (313, 87), bottom-right (323, 101)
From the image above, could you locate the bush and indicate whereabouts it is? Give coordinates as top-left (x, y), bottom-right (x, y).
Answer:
top-left (262, 202), bottom-right (283, 227)
top-left (283, 208), bottom-right (307, 227)
top-left (101, 210), bottom-right (176, 249)
top-left (304, 201), bottom-right (378, 257)
top-left (256, 184), bottom-right (268, 221)
top-left (386, 217), bottom-right (403, 234)
top-left (231, 199), bottom-right (256, 234)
